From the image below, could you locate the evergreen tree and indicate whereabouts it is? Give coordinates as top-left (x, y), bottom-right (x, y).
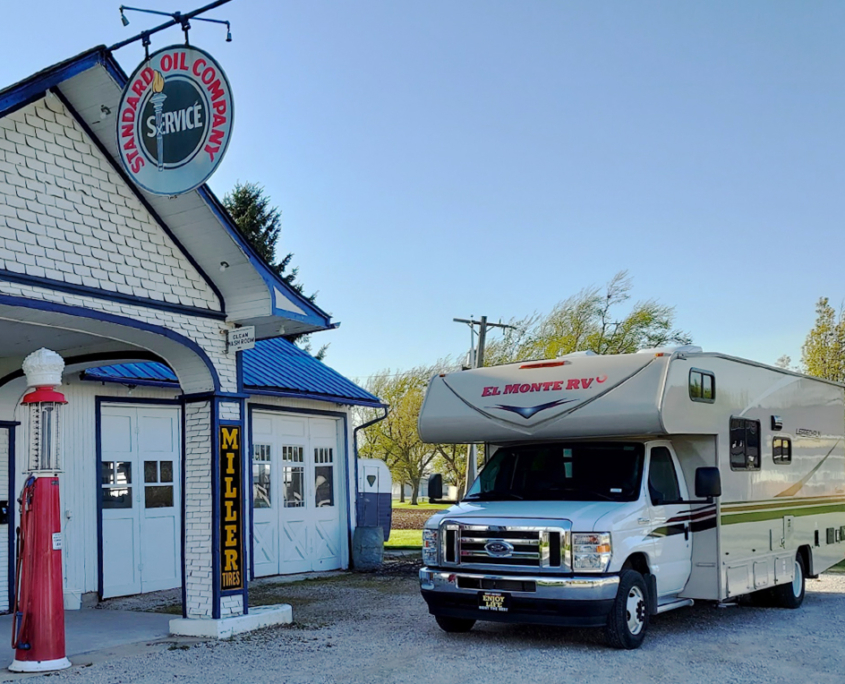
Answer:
top-left (222, 182), bottom-right (311, 297)
top-left (801, 297), bottom-right (845, 382)
top-left (223, 182), bottom-right (327, 359)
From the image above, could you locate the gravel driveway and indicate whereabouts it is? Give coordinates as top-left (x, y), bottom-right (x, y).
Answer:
top-left (29, 564), bottom-right (845, 684)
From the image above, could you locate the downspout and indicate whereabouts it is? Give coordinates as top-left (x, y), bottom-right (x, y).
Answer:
top-left (349, 405), bottom-right (389, 569)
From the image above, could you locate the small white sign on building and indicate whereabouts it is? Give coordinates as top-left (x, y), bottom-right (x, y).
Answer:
top-left (227, 326), bottom-right (255, 353)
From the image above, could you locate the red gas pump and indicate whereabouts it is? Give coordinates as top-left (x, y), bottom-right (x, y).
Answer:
top-left (9, 349), bottom-right (70, 673)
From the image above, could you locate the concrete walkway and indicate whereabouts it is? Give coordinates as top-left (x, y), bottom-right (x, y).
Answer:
top-left (0, 609), bottom-right (176, 680)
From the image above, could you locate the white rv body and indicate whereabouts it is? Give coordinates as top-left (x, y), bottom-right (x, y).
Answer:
top-left (417, 349), bottom-right (845, 646)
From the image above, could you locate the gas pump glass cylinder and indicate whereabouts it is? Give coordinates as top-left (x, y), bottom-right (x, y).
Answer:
top-left (29, 401), bottom-right (62, 472)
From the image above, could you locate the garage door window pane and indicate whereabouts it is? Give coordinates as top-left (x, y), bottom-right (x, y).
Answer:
top-left (160, 461), bottom-right (173, 483)
top-left (315, 466), bottom-right (334, 507)
top-left (102, 488), bottom-right (132, 509)
top-left (253, 444), bottom-right (271, 508)
top-left (284, 467), bottom-right (304, 508)
top-left (145, 485), bottom-right (173, 508)
top-left (144, 461), bottom-right (157, 483)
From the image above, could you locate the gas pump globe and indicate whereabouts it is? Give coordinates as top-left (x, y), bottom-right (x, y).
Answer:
top-left (9, 349), bottom-right (70, 673)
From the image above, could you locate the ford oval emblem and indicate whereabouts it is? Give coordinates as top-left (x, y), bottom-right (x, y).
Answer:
top-left (484, 540), bottom-right (514, 558)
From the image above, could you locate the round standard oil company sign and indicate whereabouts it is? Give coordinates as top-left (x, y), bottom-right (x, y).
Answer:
top-left (117, 45), bottom-right (233, 196)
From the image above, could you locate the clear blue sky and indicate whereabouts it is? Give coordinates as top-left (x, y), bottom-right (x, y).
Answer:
top-left (4, 1), bottom-right (845, 384)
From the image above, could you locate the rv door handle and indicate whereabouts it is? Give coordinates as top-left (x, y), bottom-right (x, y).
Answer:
top-left (638, 518), bottom-right (650, 525)
top-left (684, 524), bottom-right (690, 541)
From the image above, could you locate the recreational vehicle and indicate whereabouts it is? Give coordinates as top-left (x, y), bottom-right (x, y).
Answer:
top-left (416, 347), bottom-right (845, 648)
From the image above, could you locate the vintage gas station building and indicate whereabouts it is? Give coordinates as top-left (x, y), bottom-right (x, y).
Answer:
top-left (0, 46), bottom-right (384, 632)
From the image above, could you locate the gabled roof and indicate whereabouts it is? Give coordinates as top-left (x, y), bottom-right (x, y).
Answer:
top-left (0, 46), bottom-right (334, 338)
top-left (81, 337), bottom-right (383, 408)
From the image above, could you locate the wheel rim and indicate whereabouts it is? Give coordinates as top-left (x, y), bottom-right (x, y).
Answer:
top-left (792, 559), bottom-right (803, 598)
top-left (625, 585), bottom-right (646, 636)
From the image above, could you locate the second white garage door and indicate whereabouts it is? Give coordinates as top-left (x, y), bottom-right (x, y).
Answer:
top-left (252, 412), bottom-right (343, 577)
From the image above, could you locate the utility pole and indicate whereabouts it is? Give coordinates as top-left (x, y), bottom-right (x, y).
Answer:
top-left (452, 316), bottom-right (516, 495)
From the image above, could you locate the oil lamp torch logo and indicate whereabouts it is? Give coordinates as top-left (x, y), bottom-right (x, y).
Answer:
top-left (150, 70), bottom-right (167, 171)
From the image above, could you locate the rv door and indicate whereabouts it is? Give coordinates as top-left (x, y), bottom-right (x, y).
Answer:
top-left (646, 444), bottom-right (693, 598)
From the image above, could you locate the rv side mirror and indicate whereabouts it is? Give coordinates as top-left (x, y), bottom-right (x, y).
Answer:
top-left (428, 474), bottom-right (444, 502)
top-left (695, 467), bottom-right (721, 499)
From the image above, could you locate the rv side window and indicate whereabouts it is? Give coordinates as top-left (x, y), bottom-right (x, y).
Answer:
top-left (730, 418), bottom-right (761, 470)
top-left (689, 369), bottom-right (715, 403)
top-left (773, 437), bottom-right (792, 465)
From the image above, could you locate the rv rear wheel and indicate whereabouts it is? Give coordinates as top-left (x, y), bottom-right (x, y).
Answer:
top-left (771, 553), bottom-right (805, 609)
top-left (435, 616), bottom-right (475, 633)
top-left (604, 570), bottom-right (649, 650)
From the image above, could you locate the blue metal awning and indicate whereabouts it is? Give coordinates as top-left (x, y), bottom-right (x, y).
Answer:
top-left (81, 337), bottom-right (383, 408)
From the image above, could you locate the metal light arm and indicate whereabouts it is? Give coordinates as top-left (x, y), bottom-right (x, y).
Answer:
top-left (112, 0), bottom-right (234, 52)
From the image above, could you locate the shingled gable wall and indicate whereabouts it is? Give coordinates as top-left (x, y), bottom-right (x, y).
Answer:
top-left (0, 91), bottom-right (249, 619)
top-left (0, 94), bottom-right (220, 312)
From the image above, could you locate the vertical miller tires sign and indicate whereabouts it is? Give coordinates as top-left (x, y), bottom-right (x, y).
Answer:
top-left (117, 46), bottom-right (234, 195)
top-left (219, 425), bottom-right (244, 592)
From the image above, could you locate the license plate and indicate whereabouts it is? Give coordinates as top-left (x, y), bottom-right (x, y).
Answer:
top-left (478, 591), bottom-right (510, 612)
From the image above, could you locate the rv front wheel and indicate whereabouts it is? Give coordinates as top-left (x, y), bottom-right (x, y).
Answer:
top-left (771, 554), bottom-right (805, 609)
top-left (434, 616), bottom-right (475, 633)
top-left (604, 570), bottom-right (649, 649)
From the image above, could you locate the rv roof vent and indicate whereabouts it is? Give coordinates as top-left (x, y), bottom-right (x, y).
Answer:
top-left (637, 345), bottom-right (703, 355)
top-left (557, 350), bottom-right (598, 358)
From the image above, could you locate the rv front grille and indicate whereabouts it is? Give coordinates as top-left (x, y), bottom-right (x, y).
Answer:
top-left (440, 522), bottom-right (570, 572)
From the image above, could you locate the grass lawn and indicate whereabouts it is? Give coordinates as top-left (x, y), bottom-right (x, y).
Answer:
top-left (392, 502), bottom-right (450, 511)
top-left (829, 559), bottom-right (845, 573)
top-left (386, 529), bottom-right (423, 548)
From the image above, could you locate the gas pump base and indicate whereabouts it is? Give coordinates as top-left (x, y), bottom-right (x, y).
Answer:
top-left (9, 656), bottom-right (71, 673)
top-left (169, 604), bottom-right (292, 639)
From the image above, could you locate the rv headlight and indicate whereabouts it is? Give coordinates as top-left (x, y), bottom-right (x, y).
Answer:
top-left (422, 528), bottom-right (438, 566)
top-left (572, 532), bottom-right (612, 572)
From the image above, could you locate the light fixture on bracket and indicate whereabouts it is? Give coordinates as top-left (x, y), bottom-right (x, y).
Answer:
top-left (99, 104), bottom-right (112, 120)
top-left (219, 261), bottom-right (230, 272)
top-left (116, 3), bottom-right (233, 48)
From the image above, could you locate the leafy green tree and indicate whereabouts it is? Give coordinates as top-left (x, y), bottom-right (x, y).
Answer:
top-left (223, 182), bottom-right (326, 358)
top-left (485, 271), bottom-right (691, 365)
top-left (358, 362), bottom-right (463, 504)
top-left (801, 297), bottom-right (845, 382)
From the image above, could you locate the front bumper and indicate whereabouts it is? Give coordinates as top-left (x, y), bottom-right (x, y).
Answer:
top-left (419, 568), bottom-right (619, 628)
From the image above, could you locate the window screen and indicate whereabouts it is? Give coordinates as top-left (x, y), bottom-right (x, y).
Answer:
top-left (730, 418), bottom-right (761, 470)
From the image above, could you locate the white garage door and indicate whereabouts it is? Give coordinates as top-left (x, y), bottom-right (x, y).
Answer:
top-left (252, 412), bottom-right (343, 577)
top-left (100, 404), bottom-right (181, 598)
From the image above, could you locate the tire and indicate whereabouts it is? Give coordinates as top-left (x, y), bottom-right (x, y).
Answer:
top-left (771, 553), bottom-right (806, 609)
top-left (605, 570), bottom-right (649, 650)
top-left (435, 615), bottom-right (475, 633)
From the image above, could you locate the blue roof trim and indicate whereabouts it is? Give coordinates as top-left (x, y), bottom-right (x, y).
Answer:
top-left (0, 47), bottom-right (105, 119)
top-left (196, 187), bottom-right (334, 330)
top-left (83, 337), bottom-right (382, 408)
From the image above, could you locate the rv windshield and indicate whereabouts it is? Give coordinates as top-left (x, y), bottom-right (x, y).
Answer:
top-left (464, 442), bottom-right (644, 503)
